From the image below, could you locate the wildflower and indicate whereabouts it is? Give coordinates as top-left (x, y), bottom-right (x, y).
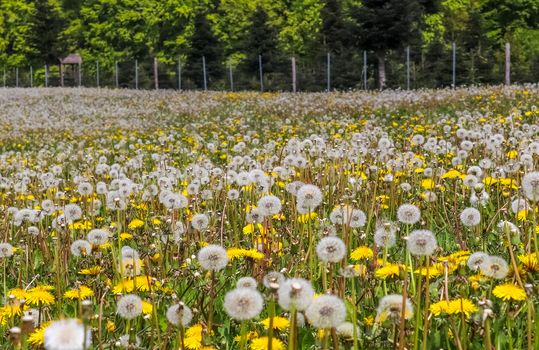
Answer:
top-left (518, 253), bottom-right (539, 272)
top-left (64, 286), bottom-right (94, 300)
top-left (480, 256), bottom-right (509, 280)
top-left (70, 240), bottom-right (92, 257)
top-left (166, 302), bottom-right (193, 327)
top-left (376, 294), bottom-right (413, 323)
top-left (350, 246), bottom-right (374, 261)
top-left (336, 321), bottom-right (360, 339)
top-left (198, 244), bottom-right (229, 271)
top-left (227, 248), bottom-right (264, 261)
top-left (26, 287), bottom-right (55, 306)
top-left (375, 263), bottom-right (402, 279)
top-left (521, 171), bottom-right (539, 201)
top-left (257, 195), bottom-right (282, 216)
top-left (251, 336), bottom-right (284, 350)
top-left (127, 219), bottom-right (144, 229)
top-left (296, 184), bottom-right (323, 211)
top-left (87, 229), bottom-right (109, 245)
top-left (447, 298), bottom-right (478, 316)
top-left (0, 243), bottom-right (14, 258)
top-left (237, 277), bottom-right (258, 289)
top-left (184, 323), bottom-right (203, 349)
top-left (467, 252), bottom-right (489, 271)
top-left (316, 236), bottom-right (346, 263)
top-left (349, 209), bottom-right (367, 228)
top-left (407, 230), bottom-right (437, 256)
top-left (493, 284), bottom-right (527, 301)
top-left (191, 213), bottom-right (210, 231)
top-left (374, 222), bottom-right (397, 248)
top-left (396, 204), bottom-right (421, 224)
top-left (28, 321), bottom-right (51, 347)
top-left (116, 294), bottom-right (143, 319)
top-left (79, 266), bottom-right (103, 275)
top-left (224, 287), bottom-right (264, 320)
top-left (277, 278), bottom-right (314, 311)
top-left (305, 295), bottom-right (346, 329)
top-left (459, 207), bottom-right (481, 227)
top-left (261, 316), bottom-right (289, 330)
top-left (43, 319), bottom-right (91, 350)
top-left (263, 271), bottom-right (285, 289)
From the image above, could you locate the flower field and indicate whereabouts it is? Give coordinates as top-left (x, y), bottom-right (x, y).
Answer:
top-left (1, 86), bottom-right (539, 349)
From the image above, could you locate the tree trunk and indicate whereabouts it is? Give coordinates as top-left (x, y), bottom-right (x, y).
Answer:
top-left (377, 51), bottom-right (386, 90)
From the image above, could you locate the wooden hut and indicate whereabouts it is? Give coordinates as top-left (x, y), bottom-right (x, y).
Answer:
top-left (60, 54), bottom-right (82, 86)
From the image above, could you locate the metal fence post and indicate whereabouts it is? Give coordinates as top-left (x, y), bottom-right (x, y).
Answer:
top-left (178, 58), bottom-right (182, 90)
top-left (45, 65), bottom-right (48, 87)
top-left (505, 43), bottom-right (510, 85)
top-left (406, 46), bottom-right (410, 90)
top-left (363, 50), bottom-right (367, 90)
top-left (78, 62), bottom-right (82, 87)
top-left (229, 64), bottom-right (234, 91)
top-left (30, 66), bottom-right (33, 87)
top-left (15, 67), bottom-right (19, 87)
top-left (327, 52), bottom-right (331, 92)
top-left (292, 56), bottom-right (297, 93)
top-left (154, 57), bottom-right (159, 90)
top-left (258, 54), bottom-right (263, 92)
top-left (115, 61), bottom-right (119, 88)
top-left (3, 68), bottom-right (5, 87)
top-left (452, 42), bottom-right (456, 88)
top-left (135, 60), bottom-right (139, 89)
top-left (96, 61), bottom-right (100, 87)
top-left (202, 56), bottom-right (207, 91)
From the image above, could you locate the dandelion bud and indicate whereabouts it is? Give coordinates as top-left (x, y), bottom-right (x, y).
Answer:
top-left (21, 315), bottom-right (35, 334)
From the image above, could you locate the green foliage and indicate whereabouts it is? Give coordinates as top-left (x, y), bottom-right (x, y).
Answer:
top-left (1, 0), bottom-right (539, 88)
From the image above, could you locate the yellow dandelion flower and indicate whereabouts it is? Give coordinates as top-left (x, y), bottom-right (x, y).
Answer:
top-left (79, 266), bottom-right (103, 275)
top-left (448, 298), bottom-right (478, 316)
top-left (350, 246), bottom-right (374, 261)
top-left (26, 288), bottom-right (55, 306)
top-left (233, 331), bottom-right (259, 342)
top-left (120, 233), bottom-right (133, 240)
top-left (127, 219), bottom-right (144, 229)
top-left (260, 316), bottom-right (289, 330)
top-left (297, 212), bottom-right (318, 224)
top-left (142, 300), bottom-right (153, 314)
top-left (27, 321), bottom-right (51, 347)
top-left (375, 263), bottom-right (402, 279)
top-left (243, 223), bottom-right (263, 235)
top-left (63, 285), bottom-right (94, 300)
top-left (184, 323), bottom-right (203, 350)
top-left (414, 264), bottom-right (443, 278)
top-left (429, 300), bottom-right (450, 316)
top-left (8, 288), bottom-right (28, 300)
top-left (363, 315), bottom-right (374, 327)
top-left (250, 337), bottom-right (284, 350)
top-left (227, 248), bottom-right (264, 261)
top-left (107, 320), bottom-right (116, 332)
top-left (493, 284), bottom-right (527, 301)
top-left (518, 253), bottom-right (539, 272)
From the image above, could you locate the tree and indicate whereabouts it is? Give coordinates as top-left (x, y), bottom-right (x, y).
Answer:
top-left (351, 0), bottom-right (439, 89)
top-left (185, 11), bottom-right (224, 89)
top-left (238, 5), bottom-right (284, 88)
top-left (28, 0), bottom-right (67, 65)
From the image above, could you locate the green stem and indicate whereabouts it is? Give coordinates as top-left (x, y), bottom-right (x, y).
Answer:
top-left (268, 296), bottom-right (275, 350)
top-left (288, 307), bottom-right (297, 350)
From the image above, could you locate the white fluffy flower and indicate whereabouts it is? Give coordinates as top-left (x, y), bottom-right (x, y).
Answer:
top-left (397, 204), bottom-right (421, 224)
top-left (116, 294), bottom-right (143, 320)
top-left (406, 230), bottom-right (437, 256)
top-left (305, 295), bottom-right (346, 329)
top-left (316, 237), bottom-right (346, 263)
top-left (197, 244), bottom-right (228, 272)
top-left (43, 318), bottom-right (91, 350)
top-left (166, 303), bottom-right (193, 327)
top-left (459, 207), bottom-right (481, 227)
top-left (224, 287), bottom-right (264, 320)
top-left (277, 278), bottom-right (314, 311)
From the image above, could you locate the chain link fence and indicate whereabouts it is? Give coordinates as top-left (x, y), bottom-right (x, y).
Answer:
top-left (1, 44), bottom-right (532, 91)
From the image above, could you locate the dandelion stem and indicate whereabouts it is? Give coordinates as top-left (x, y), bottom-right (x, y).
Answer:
top-left (268, 295), bottom-right (275, 350)
top-left (288, 307), bottom-right (297, 350)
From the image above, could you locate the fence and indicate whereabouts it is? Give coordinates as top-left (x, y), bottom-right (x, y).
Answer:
top-left (0, 43), bottom-right (525, 91)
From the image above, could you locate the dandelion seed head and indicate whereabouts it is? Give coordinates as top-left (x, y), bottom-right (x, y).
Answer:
top-left (397, 204), bottom-right (421, 224)
top-left (407, 229), bottom-right (437, 256)
top-left (237, 277), bottom-right (258, 290)
top-left (166, 302), bottom-right (193, 327)
top-left (197, 244), bottom-right (228, 272)
top-left (43, 318), bottom-right (91, 350)
top-left (223, 287), bottom-right (264, 320)
top-left (277, 278), bottom-right (314, 311)
top-left (467, 252), bottom-right (489, 271)
top-left (116, 294), bottom-right (143, 320)
top-left (316, 236), bottom-right (346, 263)
top-left (459, 207), bottom-right (481, 227)
top-left (70, 240), bottom-right (92, 257)
top-left (305, 295), bottom-right (346, 329)
top-left (376, 294), bottom-right (413, 323)
top-left (480, 256), bottom-right (509, 279)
